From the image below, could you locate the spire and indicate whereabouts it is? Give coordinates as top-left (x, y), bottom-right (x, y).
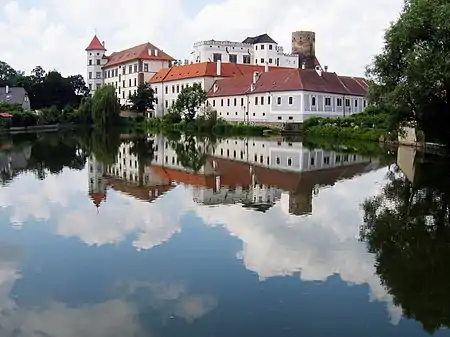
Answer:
top-left (90, 193), bottom-right (106, 208)
top-left (86, 35), bottom-right (106, 51)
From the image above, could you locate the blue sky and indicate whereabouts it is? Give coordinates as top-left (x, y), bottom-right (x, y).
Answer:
top-left (0, 0), bottom-right (403, 77)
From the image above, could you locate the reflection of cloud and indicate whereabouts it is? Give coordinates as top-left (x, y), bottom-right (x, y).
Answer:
top-left (192, 169), bottom-right (403, 325)
top-left (19, 300), bottom-right (144, 337)
top-left (56, 186), bottom-right (189, 250)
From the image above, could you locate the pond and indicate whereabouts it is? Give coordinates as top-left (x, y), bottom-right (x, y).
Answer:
top-left (0, 130), bottom-right (448, 337)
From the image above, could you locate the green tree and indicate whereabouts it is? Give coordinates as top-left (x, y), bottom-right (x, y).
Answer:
top-left (0, 61), bottom-right (20, 86)
top-left (91, 85), bottom-right (120, 127)
top-left (360, 156), bottom-right (450, 333)
top-left (129, 137), bottom-right (155, 186)
top-left (172, 83), bottom-right (207, 123)
top-left (367, 0), bottom-right (450, 144)
top-left (128, 83), bottom-right (154, 112)
top-left (76, 96), bottom-right (93, 124)
top-left (169, 135), bottom-right (216, 172)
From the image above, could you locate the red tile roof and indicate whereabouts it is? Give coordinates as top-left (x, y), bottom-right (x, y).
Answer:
top-left (90, 193), bottom-right (106, 208)
top-left (207, 69), bottom-right (368, 97)
top-left (150, 166), bottom-right (216, 189)
top-left (86, 35), bottom-right (106, 51)
top-left (149, 62), bottom-right (290, 83)
top-left (104, 43), bottom-right (174, 68)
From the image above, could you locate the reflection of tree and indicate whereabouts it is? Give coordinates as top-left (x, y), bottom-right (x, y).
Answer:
top-left (170, 135), bottom-right (216, 172)
top-left (130, 137), bottom-right (155, 186)
top-left (77, 128), bottom-right (122, 166)
top-left (360, 156), bottom-right (450, 334)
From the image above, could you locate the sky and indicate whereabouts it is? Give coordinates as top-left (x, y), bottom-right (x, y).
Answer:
top-left (0, 0), bottom-right (403, 77)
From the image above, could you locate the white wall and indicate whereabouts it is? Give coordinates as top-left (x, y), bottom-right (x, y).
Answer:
top-left (192, 40), bottom-right (253, 64)
top-left (86, 50), bottom-right (107, 95)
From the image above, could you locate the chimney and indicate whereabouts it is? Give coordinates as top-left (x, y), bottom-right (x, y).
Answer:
top-left (301, 62), bottom-right (306, 70)
top-left (264, 62), bottom-right (269, 73)
top-left (155, 49), bottom-right (158, 56)
top-left (213, 83), bottom-right (218, 93)
top-left (252, 71), bottom-right (260, 84)
top-left (5, 86), bottom-right (9, 94)
top-left (216, 60), bottom-right (221, 76)
top-left (102, 41), bottom-right (105, 48)
top-left (324, 65), bottom-right (328, 72)
top-left (315, 65), bottom-right (323, 76)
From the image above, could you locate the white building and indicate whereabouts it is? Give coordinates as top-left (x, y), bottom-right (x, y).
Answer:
top-left (85, 35), bottom-right (174, 106)
top-left (206, 66), bottom-right (369, 124)
top-left (149, 61), bottom-right (288, 117)
top-left (88, 154), bottom-right (107, 209)
top-left (191, 33), bottom-right (317, 69)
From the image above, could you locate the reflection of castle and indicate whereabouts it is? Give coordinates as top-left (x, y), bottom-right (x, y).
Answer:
top-left (88, 154), bottom-right (107, 208)
top-left (97, 135), bottom-right (381, 216)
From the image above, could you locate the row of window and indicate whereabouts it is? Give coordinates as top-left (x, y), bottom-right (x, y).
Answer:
top-left (103, 63), bottom-right (149, 79)
top-left (212, 53), bottom-right (251, 64)
top-left (163, 82), bottom-right (201, 95)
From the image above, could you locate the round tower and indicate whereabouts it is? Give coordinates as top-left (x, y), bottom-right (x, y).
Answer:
top-left (253, 41), bottom-right (278, 67)
top-left (291, 31), bottom-right (316, 69)
top-left (85, 35), bottom-right (107, 95)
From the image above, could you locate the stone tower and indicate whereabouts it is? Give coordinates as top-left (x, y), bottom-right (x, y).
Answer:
top-left (85, 35), bottom-right (107, 95)
top-left (291, 31), bottom-right (316, 69)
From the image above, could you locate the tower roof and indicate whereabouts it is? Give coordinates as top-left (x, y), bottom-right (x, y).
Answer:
top-left (86, 35), bottom-right (106, 51)
top-left (90, 193), bottom-right (106, 208)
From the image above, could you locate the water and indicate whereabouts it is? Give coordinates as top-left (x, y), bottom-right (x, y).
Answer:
top-left (0, 130), bottom-right (448, 337)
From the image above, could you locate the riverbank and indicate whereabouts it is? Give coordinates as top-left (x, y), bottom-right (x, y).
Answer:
top-left (141, 117), bottom-right (279, 136)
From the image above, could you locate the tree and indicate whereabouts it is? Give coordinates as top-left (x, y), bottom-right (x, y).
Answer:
top-left (76, 96), bottom-right (93, 124)
top-left (172, 83), bottom-right (207, 123)
top-left (360, 156), bottom-right (450, 333)
top-left (68, 75), bottom-right (90, 98)
top-left (367, 0), bottom-right (450, 145)
top-left (128, 83), bottom-right (154, 112)
top-left (91, 85), bottom-right (120, 127)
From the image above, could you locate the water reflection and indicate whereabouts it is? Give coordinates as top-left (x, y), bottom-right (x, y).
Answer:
top-left (0, 131), bottom-right (448, 336)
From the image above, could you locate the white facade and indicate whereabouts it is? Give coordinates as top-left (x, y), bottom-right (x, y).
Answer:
top-left (192, 40), bottom-right (299, 68)
top-left (208, 89), bottom-right (368, 123)
top-left (104, 59), bottom-right (171, 106)
top-left (86, 50), bottom-right (107, 94)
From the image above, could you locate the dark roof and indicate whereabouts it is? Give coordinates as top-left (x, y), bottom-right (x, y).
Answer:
top-left (207, 69), bottom-right (369, 98)
top-left (242, 33), bottom-right (277, 44)
top-left (0, 87), bottom-right (28, 105)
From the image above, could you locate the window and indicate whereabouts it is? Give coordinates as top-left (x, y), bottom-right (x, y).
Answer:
top-left (324, 156), bottom-right (330, 165)
top-left (261, 45), bottom-right (265, 50)
top-left (213, 53), bottom-right (222, 62)
top-left (261, 97), bottom-right (264, 105)
top-left (288, 96), bottom-right (293, 105)
top-left (277, 116), bottom-right (282, 120)
top-left (144, 64), bottom-right (149, 72)
top-left (165, 86), bottom-right (168, 94)
top-left (310, 157), bottom-right (315, 166)
top-left (325, 97), bottom-right (331, 106)
top-left (363, 100), bottom-right (367, 108)
top-left (269, 44), bottom-right (273, 50)
top-left (260, 58), bottom-right (264, 64)
top-left (88, 59), bottom-right (92, 65)
top-left (234, 98), bottom-right (237, 106)
top-left (177, 85), bottom-right (180, 93)
top-left (96, 83), bottom-right (101, 89)
top-left (243, 55), bottom-right (251, 64)
top-left (277, 97), bottom-right (281, 105)
top-left (269, 58), bottom-right (273, 64)
top-left (241, 97), bottom-right (244, 106)
top-left (268, 96), bottom-right (271, 104)
top-left (134, 64), bottom-right (138, 72)
top-left (122, 67), bottom-right (126, 75)
top-left (96, 72), bottom-right (101, 79)
top-left (255, 97), bottom-right (258, 105)
top-left (129, 79), bottom-right (132, 87)
top-left (123, 80), bottom-right (125, 88)
top-left (345, 98), bottom-right (350, 107)
top-left (229, 54), bottom-right (237, 63)
top-left (288, 116), bottom-right (293, 120)
top-left (172, 85), bottom-right (175, 93)
top-left (311, 96), bottom-right (316, 106)
top-left (337, 98), bottom-right (343, 107)
top-left (355, 100), bottom-right (358, 107)
top-left (165, 100), bottom-right (168, 108)
top-left (134, 78), bottom-right (137, 86)
top-left (276, 157), bottom-right (281, 165)
top-left (129, 65), bottom-right (132, 73)
top-left (97, 59), bottom-right (101, 65)
top-left (221, 99), bottom-right (224, 106)
top-left (287, 158), bottom-right (292, 166)
top-left (154, 87), bottom-right (157, 94)
top-left (88, 72), bottom-right (92, 79)
top-left (276, 58), bottom-right (280, 66)
top-left (213, 100), bottom-right (215, 107)
top-left (227, 99), bottom-right (230, 106)
top-left (88, 83), bottom-right (92, 90)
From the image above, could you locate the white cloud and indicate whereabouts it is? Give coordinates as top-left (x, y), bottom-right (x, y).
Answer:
top-left (0, 0), bottom-right (403, 76)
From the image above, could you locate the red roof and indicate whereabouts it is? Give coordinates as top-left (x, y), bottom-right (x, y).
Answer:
top-left (149, 62), bottom-right (291, 83)
top-left (86, 35), bottom-right (106, 51)
top-left (207, 69), bottom-right (368, 97)
top-left (104, 43), bottom-right (174, 68)
top-left (0, 112), bottom-right (12, 118)
top-left (90, 193), bottom-right (106, 208)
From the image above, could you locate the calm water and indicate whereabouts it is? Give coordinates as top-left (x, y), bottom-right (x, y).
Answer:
top-left (0, 130), bottom-right (448, 337)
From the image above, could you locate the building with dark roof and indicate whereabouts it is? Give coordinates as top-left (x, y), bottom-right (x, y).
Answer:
top-left (0, 87), bottom-right (31, 111)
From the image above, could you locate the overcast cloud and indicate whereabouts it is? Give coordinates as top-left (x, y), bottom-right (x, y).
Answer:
top-left (0, 0), bottom-right (403, 77)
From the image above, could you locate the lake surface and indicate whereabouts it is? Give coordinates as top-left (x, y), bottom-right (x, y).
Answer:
top-left (0, 130), bottom-right (448, 337)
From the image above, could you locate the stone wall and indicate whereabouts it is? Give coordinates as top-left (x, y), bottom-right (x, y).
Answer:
top-left (291, 31), bottom-right (316, 69)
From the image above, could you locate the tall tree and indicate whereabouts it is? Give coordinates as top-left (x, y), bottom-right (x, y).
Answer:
top-left (128, 83), bottom-right (154, 112)
top-left (0, 61), bottom-right (20, 86)
top-left (91, 85), bottom-right (120, 128)
top-left (367, 0), bottom-right (450, 144)
top-left (172, 83), bottom-right (207, 123)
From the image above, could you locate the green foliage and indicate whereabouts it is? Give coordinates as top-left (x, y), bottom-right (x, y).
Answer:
top-left (128, 83), bottom-right (155, 112)
top-left (91, 85), bottom-right (120, 128)
top-left (171, 83), bottom-right (207, 122)
top-left (303, 109), bottom-right (390, 141)
top-left (76, 96), bottom-right (93, 124)
top-left (366, 0), bottom-right (450, 144)
top-left (0, 61), bottom-right (89, 110)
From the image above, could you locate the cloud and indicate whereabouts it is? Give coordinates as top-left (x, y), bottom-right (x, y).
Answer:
top-left (0, 0), bottom-right (403, 76)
